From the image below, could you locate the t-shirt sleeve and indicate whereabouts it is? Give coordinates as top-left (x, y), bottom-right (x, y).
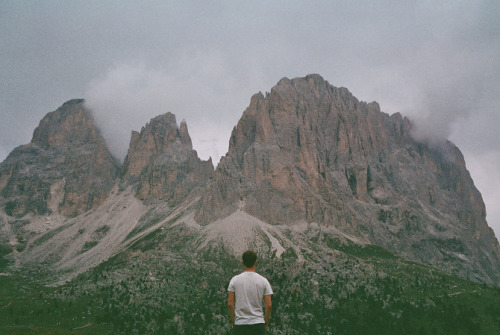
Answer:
top-left (264, 278), bottom-right (273, 295)
top-left (228, 277), bottom-right (235, 292)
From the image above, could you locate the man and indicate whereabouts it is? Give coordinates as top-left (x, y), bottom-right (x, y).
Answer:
top-left (228, 250), bottom-right (273, 334)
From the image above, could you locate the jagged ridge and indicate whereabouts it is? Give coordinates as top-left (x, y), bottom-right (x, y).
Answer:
top-left (0, 75), bottom-right (499, 285)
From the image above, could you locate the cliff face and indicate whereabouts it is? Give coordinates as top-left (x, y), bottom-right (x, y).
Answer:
top-left (196, 75), bottom-right (407, 226)
top-left (122, 113), bottom-right (213, 204)
top-left (0, 99), bottom-right (119, 217)
top-left (195, 74), bottom-right (500, 283)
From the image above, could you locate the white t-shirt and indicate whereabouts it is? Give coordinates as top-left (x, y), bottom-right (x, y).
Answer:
top-left (228, 272), bottom-right (273, 325)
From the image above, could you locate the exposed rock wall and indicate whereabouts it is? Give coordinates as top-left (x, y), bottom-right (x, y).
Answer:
top-left (122, 113), bottom-right (213, 204)
top-left (196, 74), bottom-right (500, 283)
top-left (0, 100), bottom-right (119, 217)
top-left (196, 75), bottom-right (411, 225)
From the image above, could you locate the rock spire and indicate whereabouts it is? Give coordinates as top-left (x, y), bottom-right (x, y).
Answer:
top-left (0, 99), bottom-right (119, 217)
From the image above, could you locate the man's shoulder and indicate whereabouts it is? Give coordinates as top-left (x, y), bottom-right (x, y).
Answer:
top-left (254, 272), bottom-right (270, 282)
top-left (231, 272), bottom-right (269, 281)
top-left (246, 272), bottom-right (271, 285)
top-left (230, 272), bottom-right (246, 280)
top-left (229, 272), bottom-right (246, 285)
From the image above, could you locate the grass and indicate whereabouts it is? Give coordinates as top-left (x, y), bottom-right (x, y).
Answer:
top-left (0, 276), bottom-right (112, 334)
top-left (1, 237), bottom-right (499, 334)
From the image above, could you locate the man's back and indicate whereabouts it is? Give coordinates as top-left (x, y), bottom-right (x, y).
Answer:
top-left (228, 272), bottom-right (272, 325)
top-left (228, 250), bottom-right (272, 334)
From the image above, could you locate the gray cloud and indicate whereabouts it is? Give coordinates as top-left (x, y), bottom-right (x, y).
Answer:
top-left (1, 1), bottom-right (499, 237)
top-left (83, 52), bottom-right (267, 163)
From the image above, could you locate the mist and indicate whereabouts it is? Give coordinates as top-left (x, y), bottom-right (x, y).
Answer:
top-left (84, 57), bottom-right (263, 164)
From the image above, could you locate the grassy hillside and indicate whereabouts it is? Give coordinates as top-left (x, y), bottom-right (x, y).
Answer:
top-left (1, 233), bottom-right (499, 334)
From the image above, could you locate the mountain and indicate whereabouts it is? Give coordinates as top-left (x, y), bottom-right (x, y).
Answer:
top-left (0, 75), bottom-right (500, 334)
top-left (0, 99), bottom-right (119, 218)
top-left (197, 74), bottom-right (500, 283)
top-left (122, 112), bottom-right (213, 204)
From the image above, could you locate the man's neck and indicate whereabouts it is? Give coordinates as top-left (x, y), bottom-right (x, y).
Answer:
top-left (244, 267), bottom-right (256, 272)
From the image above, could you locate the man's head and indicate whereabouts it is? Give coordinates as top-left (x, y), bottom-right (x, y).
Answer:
top-left (242, 250), bottom-right (257, 268)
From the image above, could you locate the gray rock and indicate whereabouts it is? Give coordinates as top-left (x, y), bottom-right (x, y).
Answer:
top-left (122, 113), bottom-right (213, 204)
top-left (196, 74), bottom-right (500, 283)
top-left (0, 99), bottom-right (119, 217)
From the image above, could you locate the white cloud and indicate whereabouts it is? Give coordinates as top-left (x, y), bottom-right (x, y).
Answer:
top-left (85, 62), bottom-right (171, 160)
top-left (0, 146), bottom-right (8, 162)
top-left (84, 53), bottom-right (261, 163)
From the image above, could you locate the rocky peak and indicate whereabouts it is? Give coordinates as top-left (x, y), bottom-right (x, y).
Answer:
top-left (31, 99), bottom-right (99, 149)
top-left (123, 112), bottom-right (192, 179)
top-left (122, 113), bottom-right (213, 203)
top-left (0, 100), bottom-right (119, 217)
top-left (179, 119), bottom-right (192, 148)
top-left (197, 74), bottom-right (500, 283)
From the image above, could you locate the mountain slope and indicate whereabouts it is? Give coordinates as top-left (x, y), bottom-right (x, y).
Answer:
top-left (2, 217), bottom-right (500, 334)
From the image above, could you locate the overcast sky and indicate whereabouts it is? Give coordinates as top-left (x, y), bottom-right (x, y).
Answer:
top-left (1, 1), bottom-right (499, 238)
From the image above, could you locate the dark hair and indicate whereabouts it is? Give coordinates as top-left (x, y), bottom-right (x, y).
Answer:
top-left (242, 250), bottom-right (257, 268)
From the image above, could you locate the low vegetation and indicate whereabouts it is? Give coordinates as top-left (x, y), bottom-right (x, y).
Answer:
top-left (1, 234), bottom-right (499, 334)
